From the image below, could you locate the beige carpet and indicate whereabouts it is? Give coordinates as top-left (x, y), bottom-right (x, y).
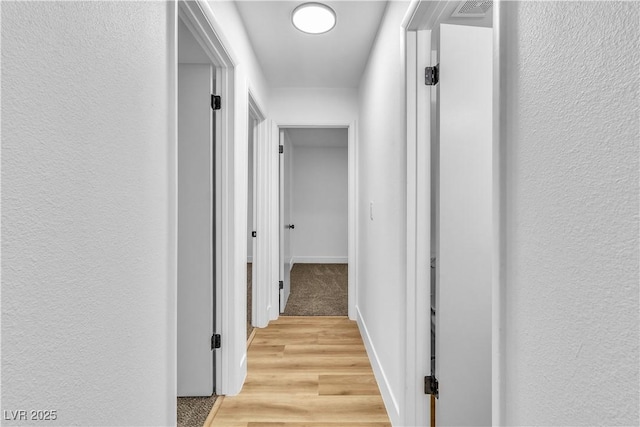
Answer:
top-left (282, 263), bottom-right (348, 316)
top-left (177, 395), bottom-right (216, 427)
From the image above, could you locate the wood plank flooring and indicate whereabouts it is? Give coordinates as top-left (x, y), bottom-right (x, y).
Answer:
top-left (208, 316), bottom-right (391, 426)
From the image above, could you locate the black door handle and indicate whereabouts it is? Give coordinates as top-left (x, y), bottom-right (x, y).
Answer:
top-left (286, 224), bottom-right (295, 229)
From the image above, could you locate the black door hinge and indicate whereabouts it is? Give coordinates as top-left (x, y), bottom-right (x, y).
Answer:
top-left (424, 375), bottom-right (439, 397)
top-left (279, 280), bottom-right (284, 290)
top-left (425, 65), bottom-right (439, 86)
top-left (252, 231), bottom-right (257, 237)
top-left (279, 145), bottom-right (284, 154)
top-left (211, 94), bottom-right (221, 110)
top-left (212, 334), bottom-right (221, 350)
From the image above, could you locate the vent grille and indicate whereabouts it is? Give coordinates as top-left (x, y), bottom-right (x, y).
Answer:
top-left (452, 1), bottom-right (493, 17)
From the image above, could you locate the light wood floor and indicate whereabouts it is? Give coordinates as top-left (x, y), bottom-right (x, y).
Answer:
top-left (207, 316), bottom-right (391, 426)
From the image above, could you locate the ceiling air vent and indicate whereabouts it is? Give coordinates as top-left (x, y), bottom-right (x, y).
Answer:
top-left (451, 1), bottom-right (493, 18)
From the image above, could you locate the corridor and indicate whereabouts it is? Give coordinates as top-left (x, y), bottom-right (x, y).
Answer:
top-left (2, 1), bottom-right (638, 426)
top-left (208, 317), bottom-right (390, 425)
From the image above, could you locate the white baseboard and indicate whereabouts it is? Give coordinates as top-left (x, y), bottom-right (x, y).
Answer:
top-left (291, 256), bottom-right (348, 264)
top-left (356, 306), bottom-right (401, 426)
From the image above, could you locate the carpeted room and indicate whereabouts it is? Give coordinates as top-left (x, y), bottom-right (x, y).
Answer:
top-left (283, 263), bottom-right (348, 316)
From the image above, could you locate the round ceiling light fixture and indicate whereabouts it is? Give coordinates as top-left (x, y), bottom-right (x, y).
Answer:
top-left (292, 3), bottom-right (336, 34)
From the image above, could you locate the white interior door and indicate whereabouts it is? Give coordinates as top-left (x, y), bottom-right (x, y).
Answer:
top-left (279, 130), bottom-right (291, 312)
top-left (247, 118), bottom-right (256, 329)
top-left (177, 63), bottom-right (215, 396)
top-left (435, 23), bottom-right (492, 425)
top-left (251, 119), bottom-right (258, 323)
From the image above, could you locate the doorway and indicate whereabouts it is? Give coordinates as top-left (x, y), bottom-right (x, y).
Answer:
top-left (176, 14), bottom-right (217, 426)
top-left (175, 0), bottom-right (254, 401)
top-left (176, 15), bottom-right (216, 398)
top-left (405, 2), bottom-right (495, 425)
top-left (278, 127), bottom-right (350, 316)
top-left (247, 110), bottom-right (261, 339)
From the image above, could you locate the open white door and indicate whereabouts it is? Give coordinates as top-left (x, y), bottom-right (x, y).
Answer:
top-left (435, 23), bottom-right (492, 425)
top-left (248, 117), bottom-right (257, 331)
top-left (177, 62), bottom-right (215, 396)
top-left (279, 130), bottom-right (292, 312)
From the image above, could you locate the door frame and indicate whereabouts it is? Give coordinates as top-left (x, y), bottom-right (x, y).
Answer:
top-left (175, 0), bottom-right (241, 396)
top-left (270, 122), bottom-right (358, 320)
top-left (403, 1), bottom-right (504, 425)
top-left (248, 91), bottom-right (269, 328)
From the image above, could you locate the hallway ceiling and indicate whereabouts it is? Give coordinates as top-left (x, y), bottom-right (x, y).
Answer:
top-left (235, 1), bottom-right (388, 88)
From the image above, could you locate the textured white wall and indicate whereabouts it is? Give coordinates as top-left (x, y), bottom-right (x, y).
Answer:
top-left (291, 145), bottom-right (348, 262)
top-left (501, 2), bottom-right (639, 425)
top-left (1, 2), bottom-right (174, 425)
top-left (357, 2), bottom-right (410, 424)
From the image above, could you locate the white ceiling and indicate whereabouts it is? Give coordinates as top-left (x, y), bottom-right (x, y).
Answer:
top-left (235, 1), bottom-right (388, 88)
top-left (285, 128), bottom-right (348, 147)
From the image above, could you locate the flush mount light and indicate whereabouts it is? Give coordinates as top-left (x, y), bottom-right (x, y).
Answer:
top-left (292, 3), bottom-right (336, 35)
